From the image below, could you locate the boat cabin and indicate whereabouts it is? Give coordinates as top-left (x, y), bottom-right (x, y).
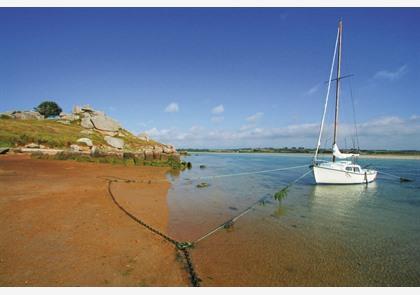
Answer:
top-left (345, 164), bottom-right (362, 174)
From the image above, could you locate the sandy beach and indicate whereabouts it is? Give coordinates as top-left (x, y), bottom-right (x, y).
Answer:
top-left (0, 154), bottom-right (189, 286)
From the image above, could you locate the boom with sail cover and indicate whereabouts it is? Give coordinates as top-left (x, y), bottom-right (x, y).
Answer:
top-left (332, 143), bottom-right (359, 159)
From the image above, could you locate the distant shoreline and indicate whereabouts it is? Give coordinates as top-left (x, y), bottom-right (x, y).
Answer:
top-left (182, 151), bottom-right (420, 160)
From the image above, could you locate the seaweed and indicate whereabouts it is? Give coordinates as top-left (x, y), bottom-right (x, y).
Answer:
top-left (274, 186), bottom-right (289, 201)
top-left (196, 182), bottom-right (209, 188)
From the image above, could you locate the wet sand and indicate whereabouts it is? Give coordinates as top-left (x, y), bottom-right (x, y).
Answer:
top-left (0, 154), bottom-right (188, 286)
top-left (168, 198), bottom-right (366, 286)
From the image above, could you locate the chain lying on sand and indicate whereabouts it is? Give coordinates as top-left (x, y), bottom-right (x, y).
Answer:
top-left (106, 179), bottom-right (201, 287)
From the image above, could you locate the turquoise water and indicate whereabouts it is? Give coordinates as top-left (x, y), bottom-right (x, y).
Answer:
top-left (166, 153), bottom-right (420, 286)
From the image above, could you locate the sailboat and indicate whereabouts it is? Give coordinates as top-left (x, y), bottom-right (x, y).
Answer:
top-left (312, 20), bottom-right (377, 184)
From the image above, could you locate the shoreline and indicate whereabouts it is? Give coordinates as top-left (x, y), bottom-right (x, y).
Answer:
top-left (185, 151), bottom-right (420, 160)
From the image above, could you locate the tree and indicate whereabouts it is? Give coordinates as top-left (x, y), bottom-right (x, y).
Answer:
top-left (35, 101), bottom-right (62, 118)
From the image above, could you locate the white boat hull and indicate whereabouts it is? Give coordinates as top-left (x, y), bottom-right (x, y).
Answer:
top-left (313, 165), bottom-right (377, 184)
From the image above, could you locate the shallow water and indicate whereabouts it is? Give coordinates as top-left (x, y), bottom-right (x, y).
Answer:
top-left (166, 153), bottom-right (420, 286)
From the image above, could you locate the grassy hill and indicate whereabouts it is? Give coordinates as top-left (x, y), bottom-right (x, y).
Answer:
top-left (0, 117), bottom-right (159, 150)
top-left (0, 117), bottom-right (189, 169)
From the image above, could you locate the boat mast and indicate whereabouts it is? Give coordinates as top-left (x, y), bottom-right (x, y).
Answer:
top-left (332, 19), bottom-right (343, 162)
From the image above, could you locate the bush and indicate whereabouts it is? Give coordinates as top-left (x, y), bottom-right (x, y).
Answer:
top-left (35, 101), bottom-right (63, 118)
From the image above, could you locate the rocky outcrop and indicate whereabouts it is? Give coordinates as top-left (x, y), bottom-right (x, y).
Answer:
top-left (0, 147), bottom-right (10, 154)
top-left (77, 138), bottom-right (93, 147)
top-left (104, 136), bottom-right (124, 149)
top-left (19, 148), bottom-right (63, 155)
top-left (1, 104), bottom-right (182, 163)
top-left (72, 104), bottom-right (122, 134)
top-left (90, 115), bottom-right (121, 132)
top-left (1, 111), bottom-right (43, 120)
top-left (162, 144), bottom-right (176, 154)
top-left (25, 143), bottom-right (45, 149)
top-left (81, 117), bottom-right (94, 129)
top-left (70, 144), bottom-right (81, 152)
top-left (59, 112), bottom-right (79, 121)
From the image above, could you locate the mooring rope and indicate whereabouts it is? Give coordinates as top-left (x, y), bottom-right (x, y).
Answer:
top-left (98, 164), bottom-right (310, 184)
top-left (193, 169), bottom-right (313, 244)
top-left (188, 164), bottom-right (309, 181)
top-left (193, 195), bottom-right (268, 244)
top-left (377, 170), bottom-right (413, 182)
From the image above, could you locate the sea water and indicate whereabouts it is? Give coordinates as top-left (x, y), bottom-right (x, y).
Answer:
top-left (166, 153), bottom-right (420, 286)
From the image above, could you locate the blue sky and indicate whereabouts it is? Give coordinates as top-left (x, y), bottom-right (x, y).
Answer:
top-left (1, 8), bottom-right (419, 149)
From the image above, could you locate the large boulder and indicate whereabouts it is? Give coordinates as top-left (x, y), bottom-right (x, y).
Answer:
top-left (0, 147), bottom-right (9, 154)
top-left (134, 152), bottom-right (145, 160)
top-left (153, 145), bottom-right (163, 153)
top-left (104, 136), bottom-right (124, 149)
top-left (77, 138), bottom-right (93, 147)
top-left (81, 105), bottom-right (94, 113)
top-left (0, 111), bottom-right (14, 119)
top-left (160, 153), bottom-right (169, 161)
top-left (70, 144), bottom-right (81, 152)
top-left (73, 106), bottom-right (81, 114)
top-left (59, 112), bottom-right (78, 121)
top-left (12, 111), bottom-right (43, 120)
top-left (163, 146), bottom-right (175, 154)
top-left (80, 129), bottom-right (93, 135)
top-left (25, 143), bottom-right (40, 148)
top-left (144, 149), bottom-right (154, 161)
top-left (81, 117), bottom-right (94, 129)
top-left (91, 115), bottom-right (121, 132)
top-left (93, 110), bottom-right (105, 116)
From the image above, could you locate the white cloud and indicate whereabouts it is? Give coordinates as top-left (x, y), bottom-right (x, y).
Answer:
top-left (211, 116), bottom-right (225, 123)
top-left (410, 115), bottom-right (420, 121)
top-left (145, 115), bottom-right (420, 150)
top-left (189, 125), bottom-right (204, 132)
top-left (164, 102), bottom-right (179, 113)
top-left (246, 112), bottom-right (264, 123)
top-left (304, 83), bottom-right (320, 96)
top-left (239, 124), bottom-right (255, 131)
top-left (211, 104), bottom-right (224, 114)
top-left (373, 65), bottom-right (407, 81)
top-left (211, 116), bottom-right (224, 123)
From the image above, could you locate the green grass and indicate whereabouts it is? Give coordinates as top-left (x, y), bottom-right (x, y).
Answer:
top-left (0, 118), bottom-right (105, 148)
top-left (0, 118), bottom-right (158, 150)
top-left (31, 152), bottom-right (184, 169)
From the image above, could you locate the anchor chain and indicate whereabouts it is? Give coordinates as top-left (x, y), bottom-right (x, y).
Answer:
top-left (106, 180), bottom-right (200, 286)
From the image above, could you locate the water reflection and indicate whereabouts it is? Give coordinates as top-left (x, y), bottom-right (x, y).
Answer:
top-left (309, 182), bottom-right (378, 209)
